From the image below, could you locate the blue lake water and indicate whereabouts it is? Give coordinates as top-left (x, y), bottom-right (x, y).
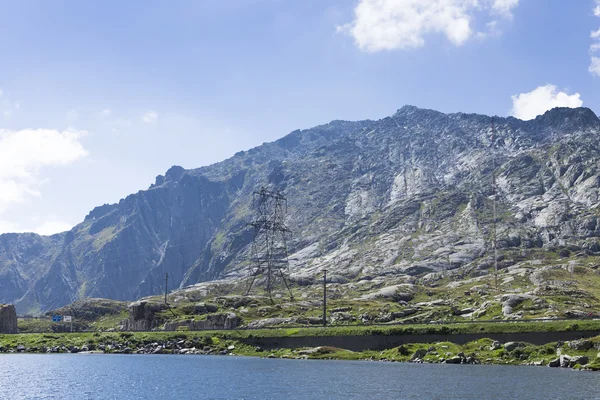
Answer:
top-left (1, 354), bottom-right (600, 399)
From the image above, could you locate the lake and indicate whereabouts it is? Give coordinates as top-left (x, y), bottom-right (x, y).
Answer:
top-left (1, 354), bottom-right (600, 399)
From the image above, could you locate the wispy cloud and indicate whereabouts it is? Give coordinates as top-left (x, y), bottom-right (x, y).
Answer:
top-left (142, 110), bottom-right (158, 123)
top-left (0, 215), bottom-right (74, 235)
top-left (510, 84), bottom-right (583, 121)
top-left (100, 108), bottom-right (111, 117)
top-left (0, 89), bottom-right (21, 120)
top-left (590, 57), bottom-right (600, 77)
top-left (31, 217), bottom-right (74, 235)
top-left (337, 0), bottom-right (520, 52)
top-left (0, 128), bottom-right (88, 220)
top-left (591, 1), bottom-right (600, 76)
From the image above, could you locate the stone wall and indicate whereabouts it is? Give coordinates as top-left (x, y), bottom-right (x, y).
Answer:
top-left (241, 330), bottom-right (600, 352)
top-left (0, 304), bottom-right (17, 334)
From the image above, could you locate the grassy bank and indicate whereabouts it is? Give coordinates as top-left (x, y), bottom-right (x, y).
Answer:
top-left (4, 318), bottom-right (600, 345)
top-left (1, 330), bottom-right (599, 371)
top-left (2, 319), bottom-right (600, 371)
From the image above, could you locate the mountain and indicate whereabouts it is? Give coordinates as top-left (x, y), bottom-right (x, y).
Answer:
top-left (1, 106), bottom-right (600, 314)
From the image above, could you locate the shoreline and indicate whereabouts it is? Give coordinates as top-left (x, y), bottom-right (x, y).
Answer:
top-left (2, 330), bottom-right (600, 371)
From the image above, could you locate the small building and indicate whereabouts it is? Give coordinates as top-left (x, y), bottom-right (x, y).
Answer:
top-left (0, 304), bottom-right (17, 334)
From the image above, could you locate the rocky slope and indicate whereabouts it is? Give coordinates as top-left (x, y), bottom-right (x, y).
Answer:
top-left (2, 106), bottom-right (600, 314)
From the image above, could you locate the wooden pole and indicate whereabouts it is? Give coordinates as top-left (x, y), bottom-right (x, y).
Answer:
top-left (323, 269), bottom-right (327, 327)
top-left (164, 273), bottom-right (169, 304)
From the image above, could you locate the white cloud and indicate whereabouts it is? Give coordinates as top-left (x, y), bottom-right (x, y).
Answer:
top-left (31, 218), bottom-right (73, 235)
top-left (142, 110), bottom-right (158, 123)
top-left (337, 0), bottom-right (519, 52)
top-left (592, 2), bottom-right (600, 76)
top-left (510, 85), bottom-right (583, 121)
top-left (100, 109), bottom-right (111, 117)
top-left (0, 128), bottom-right (88, 216)
top-left (491, 0), bottom-right (519, 18)
top-left (590, 57), bottom-right (600, 77)
top-left (0, 216), bottom-right (74, 235)
top-left (0, 219), bottom-right (19, 233)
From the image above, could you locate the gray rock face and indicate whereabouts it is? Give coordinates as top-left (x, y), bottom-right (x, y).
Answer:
top-left (0, 304), bottom-right (17, 333)
top-left (1, 106), bottom-right (600, 313)
top-left (121, 301), bottom-right (168, 331)
top-left (163, 313), bottom-right (240, 331)
top-left (246, 317), bottom-right (295, 329)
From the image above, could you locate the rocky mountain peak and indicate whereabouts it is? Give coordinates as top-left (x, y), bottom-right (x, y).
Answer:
top-left (2, 105), bottom-right (600, 314)
top-left (529, 107), bottom-right (600, 133)
top-left (165, 165), bottom-right (186, 182)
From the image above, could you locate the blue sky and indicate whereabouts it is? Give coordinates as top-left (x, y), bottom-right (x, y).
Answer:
top-left (0, 0), bottom-right (599, 234)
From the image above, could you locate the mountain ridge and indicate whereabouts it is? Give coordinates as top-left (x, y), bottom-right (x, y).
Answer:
top-left (2, 105), bottom-right (600, 314)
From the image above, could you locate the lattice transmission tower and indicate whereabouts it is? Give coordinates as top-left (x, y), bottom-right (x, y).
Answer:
top-left (245, 187), bottom-right (294, 301)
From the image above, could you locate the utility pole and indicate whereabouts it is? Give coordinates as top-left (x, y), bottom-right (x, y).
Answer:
top-left (491, 117), bottom-right (499, 292)
top-left (164, 273), bottom-right (169, 304)
top-left (323, 269), bottom-right (327, 327)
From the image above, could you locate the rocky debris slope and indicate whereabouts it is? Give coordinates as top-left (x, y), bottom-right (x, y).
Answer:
top-left (1, 106), bottom-right (600, 313)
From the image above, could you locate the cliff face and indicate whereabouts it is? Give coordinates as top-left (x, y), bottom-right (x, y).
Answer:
top-left (0, 120), bottom-right (373, 313)
top-left (1, 106), bottom-right (600, 314)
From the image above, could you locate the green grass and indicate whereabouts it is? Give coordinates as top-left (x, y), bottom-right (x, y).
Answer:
top-left (4, 330), bottom-right (599, 370)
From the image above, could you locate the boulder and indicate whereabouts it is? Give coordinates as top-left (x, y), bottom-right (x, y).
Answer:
top-left (193, 303), bottom-right (219, 315)
top-left (567, 340), bottom-right (593, 351)
top-left (501, 295), bottom-right (532, 317)
top-left (411, 349), bottom-right (428, 361)
top-left (330, 312), bottom-right (354, 323)
top-left (560, 355), bottom-right (572, 368)
top-left (503, 342), bottom-right (526, 352)
top-left (569, 356), bottom-right (589, 367)
top-left (489, 341), bottom-right (502, 351)
top-left (358, 285), bottom-right (415, 302)
top-left (246, 317), bottom-right (296, 329)
top-left (392, 308), bottom-right (418, 319)
top-left (445, 356), bottom-right (462, 364)
top-left (0, 304), bottom-right (17, 334)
